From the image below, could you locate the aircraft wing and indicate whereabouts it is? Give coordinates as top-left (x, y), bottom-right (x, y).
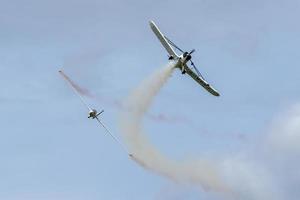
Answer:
top-left (149, 21), bottom-right (178, 58)
top-left (184, 65), bottom-right (220, 96)
top-left (95, 117), bottom-right (130, 155)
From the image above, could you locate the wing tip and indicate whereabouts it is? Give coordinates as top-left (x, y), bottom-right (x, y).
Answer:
top-left (149, 20), bottom-right (157, 30)
top-left (211, 89), bottom-right (220, 97)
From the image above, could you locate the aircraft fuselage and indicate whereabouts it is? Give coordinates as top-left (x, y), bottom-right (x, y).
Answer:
top-left (169, 53), bottom-right (192, 73)
top-left (88, 109), bottom-right (98, 118)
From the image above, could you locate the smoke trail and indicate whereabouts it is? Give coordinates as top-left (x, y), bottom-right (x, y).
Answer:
top-left (119, 62), bottom-right (228, 193)
top-left (61, 70), bottom-right (187, 124)
top-left (118, 62), bottom-right (300, 200)
top-left (59, 70), bottom-right (94, 98)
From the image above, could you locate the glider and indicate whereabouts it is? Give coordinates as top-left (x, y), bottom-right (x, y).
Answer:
top-left (149, 21), bottom-right (220, 96)
top-left (59, 70), bottom-right (130, 155)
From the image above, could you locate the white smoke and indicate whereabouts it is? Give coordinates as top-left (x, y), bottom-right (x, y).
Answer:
top-left (118, 62), bottom-right (300, 200)
top-left (119, 62), bottom-right (228, 193)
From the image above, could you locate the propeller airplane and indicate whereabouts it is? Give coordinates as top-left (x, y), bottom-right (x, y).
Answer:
top-left (149, 21), bottom-right (220, 96)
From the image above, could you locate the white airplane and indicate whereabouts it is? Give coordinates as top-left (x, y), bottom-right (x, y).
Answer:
top-left (59, 70), bottom-right (130, 155)
top-left (149, 21), bottom-right (220, 96)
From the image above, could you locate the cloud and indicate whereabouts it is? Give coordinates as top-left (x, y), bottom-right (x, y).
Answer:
top-left (267, 104), bottom-right (300, 155)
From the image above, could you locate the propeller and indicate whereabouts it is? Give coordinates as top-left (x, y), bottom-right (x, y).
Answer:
top-left (164, 37), bottom-right (205, 80)
top-left (189, 49), bottom-right (195, 54)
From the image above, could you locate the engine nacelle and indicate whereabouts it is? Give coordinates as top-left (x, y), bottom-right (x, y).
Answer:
top-left (181, 52), bottom-right (192, 64)
top-left (186, 54), bottom-right (192, 61)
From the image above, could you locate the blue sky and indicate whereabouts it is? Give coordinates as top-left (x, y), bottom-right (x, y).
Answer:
top-left (1, 0), bottom-right (300, 199)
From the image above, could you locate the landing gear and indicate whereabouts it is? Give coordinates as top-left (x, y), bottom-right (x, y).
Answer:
top-left (168, 55), bottom-right (174, 60)
top-left (181, 65), bottom-right (186, 74)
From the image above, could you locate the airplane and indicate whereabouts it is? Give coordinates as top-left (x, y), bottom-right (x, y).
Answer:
top-left (88, 109), bottom-right (104, 119)
top-left (149, 21), bottom-right (220, 97)
top-left (59, 70), bottom-right (130, 155)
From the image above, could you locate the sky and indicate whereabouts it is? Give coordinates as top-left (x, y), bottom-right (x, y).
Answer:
top-left (0, 0), bottom-right (300, 199)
